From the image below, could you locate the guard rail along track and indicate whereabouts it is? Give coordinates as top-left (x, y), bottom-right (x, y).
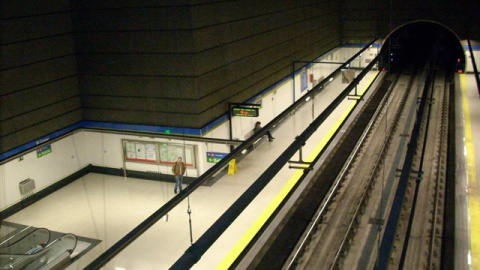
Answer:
top-left (284, 64), bottom-right (417, 269)
top-left (282, 59), bottom-right (449, 268)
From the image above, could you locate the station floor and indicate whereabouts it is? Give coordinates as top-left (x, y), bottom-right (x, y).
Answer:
top-left (455, 73), bottom-right (480, 270)
top-left (2, 71), bottom-right (479, 270)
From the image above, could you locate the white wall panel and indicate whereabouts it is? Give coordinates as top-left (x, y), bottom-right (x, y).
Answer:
top-left (203, 120), bottom-right (230, 140)
top-left (0, 46), bottom-right (365, 211)
top-left (465, 49), bottom-right (480, 72)
top-left (275, 80), bottom-right (293, 117)
top-left (1, 133), bottom-right (87, 209)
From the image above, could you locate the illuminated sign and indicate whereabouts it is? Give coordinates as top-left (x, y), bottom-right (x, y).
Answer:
top-left (36, 145), bottom-right (52, 158)
top-left (231, 107), bottom-right (259, 117)
top-left (206, 152), bottom-right (228, 163)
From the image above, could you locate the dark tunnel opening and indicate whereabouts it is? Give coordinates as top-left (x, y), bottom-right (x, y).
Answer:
top-left (380, 21), bottom-right (465, 72)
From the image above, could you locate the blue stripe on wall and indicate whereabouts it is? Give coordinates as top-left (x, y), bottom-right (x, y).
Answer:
top-left (81, 121), bottom-right (202, 136)
top-left (200, 114), bottom-right (230, 136)
top-left (0, 121), bottom-right (205, 162)
top-left (464, 45), bottom-right (480, 50)
top-left (0, 122), bottom-right (83, 161)
top-left (0, 43), bottom-right (383, 162)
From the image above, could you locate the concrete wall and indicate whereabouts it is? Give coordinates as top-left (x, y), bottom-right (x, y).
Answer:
top-left (0, 0), bottom-right (82, 154)
top-left (0, 45), bottom-right (375, 211)
top-left (0, 132), bottom-right (88, 210)
top-left (3, 0), bottom-right (477, 158)
top-left (73, 0), bottom-right (342, 128)
top-left (340, 0), bottom-right (480, 43)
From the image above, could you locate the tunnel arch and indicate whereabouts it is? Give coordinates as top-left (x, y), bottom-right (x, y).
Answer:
top-left (379, 20), bottom-right (465, 72)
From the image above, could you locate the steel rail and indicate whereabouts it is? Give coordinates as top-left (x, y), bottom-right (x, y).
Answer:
top-left (285, 70), bottom-right (389, 270)
top-left (328, 71), bottom-right (410, 269)
top-left (375, 57), bottom-right (434, 270)
top-left (427, 72), bottom-right (448, 269)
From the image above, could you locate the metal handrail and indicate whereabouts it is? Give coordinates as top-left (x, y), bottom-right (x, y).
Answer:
top-left (170, 46), bottom-right (381, 270)
top-left (467, 38), bottom-right (480, 96)
top-left (283, 70), bottom-right (386, 270)
top-left (84, 38), bottom-right (379, 270)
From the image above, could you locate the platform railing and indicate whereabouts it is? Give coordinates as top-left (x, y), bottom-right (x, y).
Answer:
top-left (83, 37), bottom-right (380, 270)
top-left (467, 38), bottom-right (480, 96)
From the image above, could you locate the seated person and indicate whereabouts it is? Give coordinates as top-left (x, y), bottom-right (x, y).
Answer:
top-left (254, 121), bottom-right (274, 142)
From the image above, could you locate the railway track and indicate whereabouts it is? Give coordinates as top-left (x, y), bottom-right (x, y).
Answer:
top-left (388, 69), bottom-right (449, 270)
top-left (282, 60), bottom-right (450, 269)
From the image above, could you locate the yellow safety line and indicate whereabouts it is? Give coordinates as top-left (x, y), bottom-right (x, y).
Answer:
top-left (460, 74), bottom-right (480, 269)
top-left (215, 71), bottom-right (378, 269)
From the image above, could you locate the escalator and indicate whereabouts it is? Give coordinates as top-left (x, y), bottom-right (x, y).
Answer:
top-left (0, 227), bottom-right (77, 269)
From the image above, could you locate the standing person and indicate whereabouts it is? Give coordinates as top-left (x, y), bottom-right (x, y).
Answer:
top-left (254, 121), bottom-right (274, 142)
top-left (172, 156), bottom-right (186, 194)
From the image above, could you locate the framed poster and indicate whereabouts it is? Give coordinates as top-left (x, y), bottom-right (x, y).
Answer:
top-left (124, 141), bottom-right (156, 163)
top-left (123, 140), bottom-right (196, 168)
top-left (125, 141), bottom-right (136, 159)
top-left (159, 143), bottom-right (196, 167)
top-left (301, 71), bottom-right (308, 92)
top-left (145, 144), bottom-right (157, 162)
top-left (135, 143), bottom-right (146, 160)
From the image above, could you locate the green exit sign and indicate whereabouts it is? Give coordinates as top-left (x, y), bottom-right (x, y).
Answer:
top-left (232, 107), bottom-right (259, 117)
top-left (207, 152), bottom-right (227, 163)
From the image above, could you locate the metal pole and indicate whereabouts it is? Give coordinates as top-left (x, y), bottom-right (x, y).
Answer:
top-left (187, 195), bottom-right (193, 245)
top-left (467, 38), bottom-right (480, 96)
top-left (293, 61), bottom-right (297, 103)
top-left (228, 104), bottom-right (234, 152)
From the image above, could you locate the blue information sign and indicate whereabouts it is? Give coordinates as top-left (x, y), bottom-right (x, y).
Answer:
top-left (36, 145), bottom-right (52, 158)
top-left (301, 71), bottom-right (308, 92)
top-left (206, 152), bottom-right (228, 163)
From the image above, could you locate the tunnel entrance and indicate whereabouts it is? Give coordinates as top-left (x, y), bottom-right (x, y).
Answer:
top-left (380, 21), bottom-right (465, 72)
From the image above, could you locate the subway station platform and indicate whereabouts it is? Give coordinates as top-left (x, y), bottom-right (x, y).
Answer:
top-left (2, 71), bottom-right (480, 270)
top-left (455, 73), bottom-right (480, 270)
top-left (3, 69), bottom-right (379, 269)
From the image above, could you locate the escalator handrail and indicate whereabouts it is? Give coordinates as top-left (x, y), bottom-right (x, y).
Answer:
top-left (0, 233), bottom-right (77, 257)
top-left (0, 228), bottom-right (50, 254)
top-left (0, 226), bottom-right (32, 247)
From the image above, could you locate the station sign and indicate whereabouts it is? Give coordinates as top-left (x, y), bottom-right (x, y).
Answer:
top-left (207, 152), bottom-right (228, 163)
top-left (231, 107), bottom-right (259, 117)
top-left (36, 145), bottom-right (52, 158)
